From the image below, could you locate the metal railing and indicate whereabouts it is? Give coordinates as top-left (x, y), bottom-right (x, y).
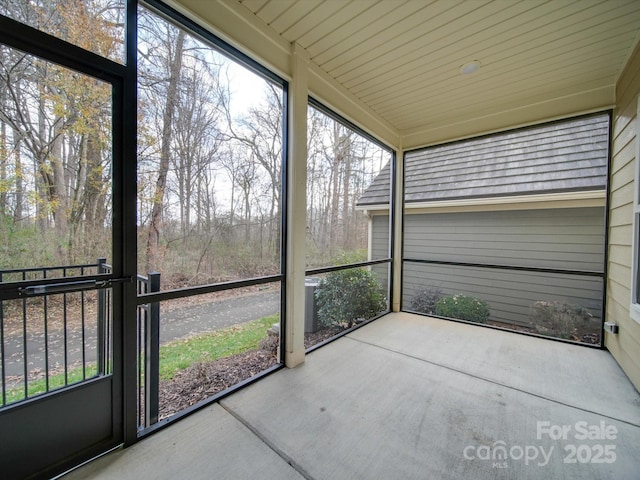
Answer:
top-left (98, 262), bottom-right (161, 428)
top-left (0, 260), bottom-right (161, 426)
top-left (0, 259), bottom-right (109, 406)
top-left (138, 271), bottom-right (160, 428)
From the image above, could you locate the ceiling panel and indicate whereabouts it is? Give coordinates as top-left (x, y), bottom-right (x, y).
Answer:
top-left (268, 0), bottom-right (319, 32)
top-left (237, 0), bottom-right (640, 140)
top-left (252, 0), bottom-right (297, 24)
top-left (296, 0), bottom-right (379, 49)
top-left (344, 1), bottom-right (571, 94)
top-left (279, 1), bottom-right (346, 40)
top-left (370, 35), bottom-right (629, 112)
top-left (326, 0), bottom-right (497, 81)
top-left (239, 0), bottom-right (269, 12)
top-left (394, 75), bottom-right (615, 130)
top-left (310, 1), bottom-right (403, 65)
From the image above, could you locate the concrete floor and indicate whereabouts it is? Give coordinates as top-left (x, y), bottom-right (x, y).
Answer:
top-left (64, 313), bottom-right (640, 480)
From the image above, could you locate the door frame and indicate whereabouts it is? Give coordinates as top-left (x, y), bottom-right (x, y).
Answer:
top-left (0, 8), bottom-right (138, 478)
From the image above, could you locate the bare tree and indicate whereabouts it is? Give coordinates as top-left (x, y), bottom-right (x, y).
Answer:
top-left (138, 11), bottom-right (186, 272)
top-left (169, 59), bottom-right (225, 239)
top-left (223, 83), bottom-right (283, 259)
top-left (0, 0), bottom-right (120, 265)
top-left (306, 105), bottom-right (388, 265)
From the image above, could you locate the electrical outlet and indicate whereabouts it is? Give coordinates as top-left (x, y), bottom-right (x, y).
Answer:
top-left (603, 322), bottom-right (619, 334)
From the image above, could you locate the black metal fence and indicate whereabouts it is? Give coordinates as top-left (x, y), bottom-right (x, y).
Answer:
top-left (0, 260), bottom-right (161, 426)
top-left (94, 262), bottom-right (161, 428)
top-left (137, 271), bottom-right (160, 428)
top-left (0, 259), bottom-right (107, 406)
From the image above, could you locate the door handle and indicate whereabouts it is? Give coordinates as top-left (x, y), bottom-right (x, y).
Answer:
top-left (20, 280), bottom-right (101, 296)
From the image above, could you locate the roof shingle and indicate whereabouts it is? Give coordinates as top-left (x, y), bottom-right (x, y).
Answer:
top-left (358, 114), bottom-right (609, 206)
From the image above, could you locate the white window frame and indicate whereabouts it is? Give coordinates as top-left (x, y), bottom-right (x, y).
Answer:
top-left (630, 95), bottom-right (640, 324)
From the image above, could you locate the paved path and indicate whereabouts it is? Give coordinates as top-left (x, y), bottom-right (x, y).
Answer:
top-left (2, 290), bottom-right (280, 380)
top-left (159, 290), bottom-right (279, 343)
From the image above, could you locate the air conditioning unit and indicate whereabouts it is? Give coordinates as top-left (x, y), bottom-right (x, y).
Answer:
top-left (305, 278), bottom-right (321, 333)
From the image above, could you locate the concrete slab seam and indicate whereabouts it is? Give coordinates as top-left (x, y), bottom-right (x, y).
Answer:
top-left (344, 336), bottom-right (640, 429)
top-left (218, 400), bottom-right (316, 480)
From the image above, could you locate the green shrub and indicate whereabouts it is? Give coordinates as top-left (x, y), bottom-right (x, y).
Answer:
top-left (315, 268), bottom-right (386, 328)
top-left (435, 294), bottom-right (489, 323)
top-left (409, 286), bottom-right (443, 315)
top-left (529, 300), bottom-right (593, 339)
top-left (330, 249), bottom-right (368, 265)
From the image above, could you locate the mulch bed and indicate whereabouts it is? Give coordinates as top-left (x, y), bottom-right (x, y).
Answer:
top-left (157, 326), bottom-right (347, 420)
top-left (304, 326), bottom-right (346, 349)
top-left (158, 349), bottom-right (278, 419)
top-left (488, 321), bottom-right (601, 345)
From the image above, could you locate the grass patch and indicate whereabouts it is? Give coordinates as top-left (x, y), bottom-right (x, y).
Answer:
top-left (2, 364), bottom-right (99, 407)
top-left (1, 314), bottom-right (279, 405)
top-left (159, 314), bottom-right (278, 381)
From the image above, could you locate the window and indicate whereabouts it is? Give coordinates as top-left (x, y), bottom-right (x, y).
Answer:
top-left (137, 6), bottom-right (284, 288)
top-left (305, 99), bottom-right (393, 349)
top-left (135, 3), bottom-right (287, 428)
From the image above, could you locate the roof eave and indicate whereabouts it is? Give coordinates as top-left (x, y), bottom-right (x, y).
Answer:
top-left (356, 190), bottom-right (606, 215)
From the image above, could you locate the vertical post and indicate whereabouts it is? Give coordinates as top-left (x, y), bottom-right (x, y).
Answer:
top-left (392, 149), bottom-right (404, 312)
top-left (145, 272), bottom-right (160, 426)
top-left (285, 42), bottom-right (308, 367)
top-left (0, 271), bottom-right (5, 405)
top-left (96, 258), bottom-right (107, 372)
top-left (123, 0), bottom-right (140, 446)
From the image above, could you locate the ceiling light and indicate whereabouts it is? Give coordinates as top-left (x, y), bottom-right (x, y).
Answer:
top-left (460, 61), bottom-right (481, 75)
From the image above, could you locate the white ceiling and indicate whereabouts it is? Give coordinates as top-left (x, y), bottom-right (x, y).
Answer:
top-left (233, 0), bottom-right (640, 145)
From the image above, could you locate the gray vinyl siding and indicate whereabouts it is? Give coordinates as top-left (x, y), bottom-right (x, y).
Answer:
top-left (371, 215), bottom-right (390, 260)
top-left (385, 207), bottom-right (605, 327)
top-left (404, 208), bottom-right (605, 271)
top-left (402, 263), bottom-right (603, 327)
top-left (371, 215), bottom-right (390, 296)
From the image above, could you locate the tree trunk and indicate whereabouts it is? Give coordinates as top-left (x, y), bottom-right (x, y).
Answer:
top-left (0, 116), bottom-right (7, 216)
top-left (146, 29), bottom-right (185, 272)
top-left (82, 125), bottom-right (107, 257)
top-left (13, 138), bottom-right (22, 224)
top-left (341, 136), bottom-right (351, 250)
top-left (329, 128), bottom-right (342, 255)
top-left (50, 118), bottom-right (69, 261)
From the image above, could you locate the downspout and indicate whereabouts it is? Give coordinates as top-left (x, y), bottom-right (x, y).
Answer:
top-left (365, 209), bottom-right (373, 262)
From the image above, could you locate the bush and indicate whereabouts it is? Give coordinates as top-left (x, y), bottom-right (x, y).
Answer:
top-left (315, 268), bottom-right (386, 328)
top-left (435, 294), bottom-right (490, 323)
top-left (409, 286), bottom-right (443, 315)
top-left (529, 300), bottom-right (593, 339)
top-left (331, 249), bottom-right (368, 265)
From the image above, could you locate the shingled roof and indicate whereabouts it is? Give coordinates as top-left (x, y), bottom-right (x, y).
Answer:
top-left (358, 113), bottom-right (609, 206)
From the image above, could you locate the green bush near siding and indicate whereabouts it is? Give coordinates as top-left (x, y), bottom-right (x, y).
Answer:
top-left (435, 294), bottom-right (490, 324)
